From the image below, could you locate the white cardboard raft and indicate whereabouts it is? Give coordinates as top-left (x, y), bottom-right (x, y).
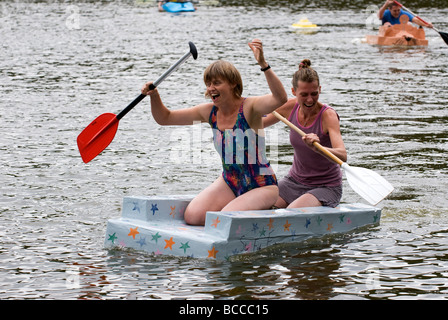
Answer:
top-left (104, 196), bottom-right (382, 260)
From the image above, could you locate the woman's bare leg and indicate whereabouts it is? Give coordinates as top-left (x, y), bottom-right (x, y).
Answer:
top-left (287, 193), bottom-right (322, 208)
top-left (184, 176), bottom-right (235, 226)
top-left (222, 185), bottom-right (279, 211)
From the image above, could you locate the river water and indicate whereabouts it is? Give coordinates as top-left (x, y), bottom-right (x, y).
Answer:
top-left (1, 0), bottom-right (447, 300)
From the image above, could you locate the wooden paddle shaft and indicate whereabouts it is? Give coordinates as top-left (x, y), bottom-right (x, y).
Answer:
top-left (272, 111), bottom-right (343, 166)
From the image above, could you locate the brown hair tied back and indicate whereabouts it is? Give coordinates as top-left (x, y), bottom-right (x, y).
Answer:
top-left (292, 59), bottom-right (319, 90)
top-left (298, 59), bottom-right (311, 70)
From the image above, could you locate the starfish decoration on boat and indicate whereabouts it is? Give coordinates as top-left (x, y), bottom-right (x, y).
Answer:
top-left (164, 237), bottom-right (175, 250)
top-left (151, 232), bottom-right (161, 243)
top-left (132, 202), bottom-right (140, 214)
top-left (128, 227), bottom-right (139, 239)
top-left (235, 225), bottom-right (243, 235)
top-left (305, 218), bottom-right (311, 228)
top-left (108, 232), bottom-right (117, 243)
top-left (267, 218), bottom-right (274, 230)
top-left (251, 223), bottom-right (259, 233)
top-left (207, 246), bottom-right (218, 259)
top-left (151, 203), bottom-right (159, 215)
top-left (180, 241), bottom-right (190, 253)
top-left (136, 236), bottom-right (146, 247)
top-left (169, 206), bottom-right (176, 218)
top-left (283, 220), bottom-right (291, 231)
top-left (211, 216), bottom-right (220, 228)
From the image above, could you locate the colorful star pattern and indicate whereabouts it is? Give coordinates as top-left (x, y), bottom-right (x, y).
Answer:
top-left (107, 198), bottom-right (380, 260)
top-left (211, 217), bottom-right (221, 228)
top-left (305, 218), bottom-right (311, 228)
top-left (251, 223), bottom-right (259, 233)
top-left (136, 236), bottom-right (146, 247)
top-left (283, 220), bottom-right (291, 231)
top-left (207, 246), bottom-right (218, 258)
top-left (236, 225), bottom-right (243, 235)
top-left (180, 241), bottom-right (190, 253)
top-left (128, 227), bottom-right (139, 239)
top-left (151, 232), bottom-right (161, 243)
top-left (164, 237), bottom-right (175, 250)
top-left (373, 214), bottom-right (379, 223)
top-left (108, 232), bottom-right (117, 243)
top-left (267, 218), bottom-right (274, 230)
top-left (170, 206), bottom-right (176, 218)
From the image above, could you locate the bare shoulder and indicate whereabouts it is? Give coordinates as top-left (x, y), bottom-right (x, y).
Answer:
top-left (322, 105), bottom-right (339, 121)
top-left (321, 105), bottom-right (341, 134)
top-left (191, 102), bottom-right (214, 122)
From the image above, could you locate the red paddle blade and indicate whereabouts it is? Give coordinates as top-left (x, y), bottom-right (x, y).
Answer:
top-left (77, 113), bottom-right (119, 163)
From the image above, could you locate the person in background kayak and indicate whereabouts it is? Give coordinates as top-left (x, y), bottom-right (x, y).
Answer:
top-left (378, 0), bottom-right (433, 28)
top-left (141, 39), bottom-right (287, 226)
top-left (263, 60), bottom-right (346, 209)
top-left (158, 1), bottom-right (196, 12)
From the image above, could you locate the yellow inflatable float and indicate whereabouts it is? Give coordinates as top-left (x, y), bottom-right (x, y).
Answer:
top-left (291, 18), bottom-right (320, 34)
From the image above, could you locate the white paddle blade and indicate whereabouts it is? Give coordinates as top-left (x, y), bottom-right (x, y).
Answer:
top-left (341, 163), bottom-right (394, 205)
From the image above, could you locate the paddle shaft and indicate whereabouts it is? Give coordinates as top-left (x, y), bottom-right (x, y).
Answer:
top-left (77, 42), bottom-right (198, 163)
top-left (116, 48), bottom-right (195, 120)
top-left (393, 1), bottom-right (440, 32)
top-left (272, 111), bottom-right (343, 166)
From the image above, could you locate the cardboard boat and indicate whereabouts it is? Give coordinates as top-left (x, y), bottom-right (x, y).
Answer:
top-left (366, 15), bottom-right (428, 46)
top-left (104, 195), bottom-right (382, 260)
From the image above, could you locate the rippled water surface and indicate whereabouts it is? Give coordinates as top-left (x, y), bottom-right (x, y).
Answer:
top-left (1, 0), bottom-right (448, 300)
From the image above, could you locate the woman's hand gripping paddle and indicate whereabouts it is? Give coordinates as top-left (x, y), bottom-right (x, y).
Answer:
top-left (394, 1), bottom-right (448, 46)
top-left (272, 111), bottom-right (394, 206)
top-left (77, 42), bottom-right (198, 163)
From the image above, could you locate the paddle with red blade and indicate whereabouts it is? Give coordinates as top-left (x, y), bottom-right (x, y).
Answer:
top-left (394, 1), bottom-right (448, 46)
top-left (77, 42), bottom-right (198, 163)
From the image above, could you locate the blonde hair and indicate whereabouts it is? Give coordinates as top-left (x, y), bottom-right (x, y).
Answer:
top-left (292, 59), bottom-right (320, 90)
top-left (203, 60), bottom-right (243, 98)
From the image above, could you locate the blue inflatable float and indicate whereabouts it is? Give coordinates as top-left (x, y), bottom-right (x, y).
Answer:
top-left (162, 1), bottom-right (195, 13)
top-left (104, 195), bottom-right (382, 260)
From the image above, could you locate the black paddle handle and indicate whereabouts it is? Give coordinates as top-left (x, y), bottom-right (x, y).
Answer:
top-left (116, 94), bottom-right (146, 120)
top-left (116, 42), bottom-right (197, 121)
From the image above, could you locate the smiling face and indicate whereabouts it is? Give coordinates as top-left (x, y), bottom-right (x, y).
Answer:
top-left (390, 4), bottom-right (401, 18)
top-left (203, 60), bottom-right (243, 102)
top-left (205, 77), bottom-right (235, 104)
top-left (293, 80), bottom-right (321, 109)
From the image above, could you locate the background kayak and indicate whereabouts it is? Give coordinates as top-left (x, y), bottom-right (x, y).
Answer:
top-left (1, 0), bottom-right (447, 300)
top-left (162, 1), bottom-right (196, 13)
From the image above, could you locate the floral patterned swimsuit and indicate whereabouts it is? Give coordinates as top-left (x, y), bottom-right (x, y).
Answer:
top-left (208, 99), bottom-right (277, 196)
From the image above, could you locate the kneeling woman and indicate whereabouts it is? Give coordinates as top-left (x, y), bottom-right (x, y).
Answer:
top-left (142, 39), bottom-right (287, 225)
top-left (264, 59), bottom-right (347, 209)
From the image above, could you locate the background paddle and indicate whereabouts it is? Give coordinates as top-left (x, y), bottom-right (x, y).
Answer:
top-left (272, 111), bottom-right (394, 206)
top-left (394, 0), bottom-right (448, 46)
top-left (77, 42), bottom-right (198, 163)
